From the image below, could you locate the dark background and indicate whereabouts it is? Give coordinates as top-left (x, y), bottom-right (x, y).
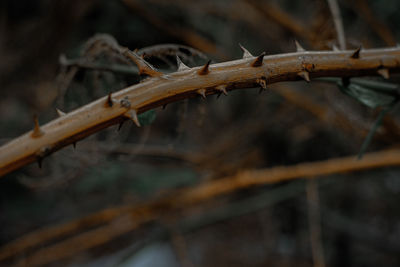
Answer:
top-left (1, 0), bottom-right (400, 266)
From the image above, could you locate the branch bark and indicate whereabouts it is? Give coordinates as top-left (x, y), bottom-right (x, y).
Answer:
top-left (1, 46), bottom-right (400, 176)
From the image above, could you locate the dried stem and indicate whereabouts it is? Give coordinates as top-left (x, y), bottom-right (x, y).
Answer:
top-left (1, 46), bottom-right (400, 176)
top-left (2, 148), bottom-right (400, 265)
top-left (327, 0), bottom-right (346, 49)
top-left (307, 180), bottom-right (326, 267)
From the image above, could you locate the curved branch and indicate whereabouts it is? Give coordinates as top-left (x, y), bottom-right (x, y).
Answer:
top-left (1, 46), bottom-right (400, 176)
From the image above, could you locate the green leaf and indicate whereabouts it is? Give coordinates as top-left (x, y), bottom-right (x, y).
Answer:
top-left (138, 109), bottom-right (156, 126)
top-left (338, 82), bottom-right (397, 109)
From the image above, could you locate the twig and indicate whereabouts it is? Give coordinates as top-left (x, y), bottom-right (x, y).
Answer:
top-left (59, 55), bottom-right (139, 75)
top-left (327, 0), bottom-right (346, 49)
top-left (244, 0), bottom-right (315, 45)
top-left (306, 180), bottom-right (326, 267)
top-left (353, 0), bottom-right (396, 46)
top-left (2, 149), bottom-right (400, 265)
top-left (121, 0), bottom-right (218, 56)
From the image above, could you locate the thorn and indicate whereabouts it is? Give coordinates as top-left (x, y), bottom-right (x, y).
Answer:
top-left (124, 109), bottom-right (141, 127)
top-left (239, 43), bottom-right (254, 59)
top-left (31, 115), bottom-right (44, 138)
top-left (198, 60), bottom-right (211, 75)
top-left (377, 68), bottom-right (389, 79)
top-left (294, 40), bottom-right (305, 52)
top-left (176, 56), bottom-right (190, 71)
top-left (297, 71), bottom-right (310, 82)
top-left (197, 89), bottom-right (207, 99)
top-left (106, 93), bottom-right (114, 107)
top-left (56, 108), bottom-right (66, 117)
top-left (251, 52), bottom-right (266, 67)
top-left (256, 77), bottom-right (267, 91)
top-left (118, 121), bottom-right (125, 131)
top-left (123, 49), bottom-right (163, 77)
top-left (350, 46), bottom-right (361, 59)
top-left (215, 85), bottom-right (228, 96)
top-left (332, 44), bottom-right (340, 51)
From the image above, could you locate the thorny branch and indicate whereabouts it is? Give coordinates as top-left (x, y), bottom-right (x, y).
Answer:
top-left (0, 42), bottom-right (400, 176)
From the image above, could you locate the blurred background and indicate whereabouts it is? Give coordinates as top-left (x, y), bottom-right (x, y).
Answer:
top-left (1, 0), bottom-right (400, 266)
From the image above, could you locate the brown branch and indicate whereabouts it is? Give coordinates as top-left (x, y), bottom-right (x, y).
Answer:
top-left (1, 46), bottom-right (400, 176)
top-left (121, 0), bottom-right (219, 56)
top-left (2, 149), bottom-right (400, 265)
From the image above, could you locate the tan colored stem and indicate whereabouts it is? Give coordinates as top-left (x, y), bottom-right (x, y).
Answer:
top-left (2, 148), bottom-right (400, 265)
top-left (1, 47), bottom-right (400, 176)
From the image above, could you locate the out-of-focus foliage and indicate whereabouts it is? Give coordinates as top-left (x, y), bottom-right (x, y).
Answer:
top-left (1, 0), bottom-right (400, 266)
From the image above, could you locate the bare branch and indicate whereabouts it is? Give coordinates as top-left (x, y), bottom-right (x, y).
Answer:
top-left (1, 46), bottom-right (400, 176)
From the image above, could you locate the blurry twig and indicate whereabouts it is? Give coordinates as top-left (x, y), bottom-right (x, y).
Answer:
top-left (121, 0), bottom-right (219, 57)
top-left (59, 55), bottom-right (139, 75)
top-left (138, 44), bottom-right (209, 63)
top-left (166, 223), bottom-right (195, 267)
top-left (306, 180), bottom-right (326, 267)
top-left (2, 149), bottom-right (400, 265)
top-left (327, 0), bottom-right (346, 49)
top-left (273, 84), bottom-right (400, 143)
top-left (244, 0), bottom-right (316, 46)
top-left (353, 0), bottom-right (396, 46)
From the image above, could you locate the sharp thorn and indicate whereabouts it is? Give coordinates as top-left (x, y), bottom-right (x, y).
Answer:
top-left (215, 85), bottom-right (228, 96)
top-left (123, 49), bottom-right (163, 77)
top-left (31, 115), bottom-right (44, 138)
top-left (298, 71), bottom-right (310, 82)
top-left (377, 68), bottom-right (389, 79)
top-left (124, 109), bottom-right (141, 127)
top-left (251, 52), bottom-right (266, 67)
top-left (106, 92), bottom-right (114, 107)
top-left (198, 60), bottom-right (211, 75)
top-left (176, 56), bottom-right (190, 71)
top-left (56, 108), bottom-right (66, 117)
top-left (239, 43), bottom-right (254, 59)
top-left (197, 89), bottom-right (207, 99)
top-left (350, 46), bottom-right (361, 59)
top-left (294, 40), bottom-right (305, 52)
